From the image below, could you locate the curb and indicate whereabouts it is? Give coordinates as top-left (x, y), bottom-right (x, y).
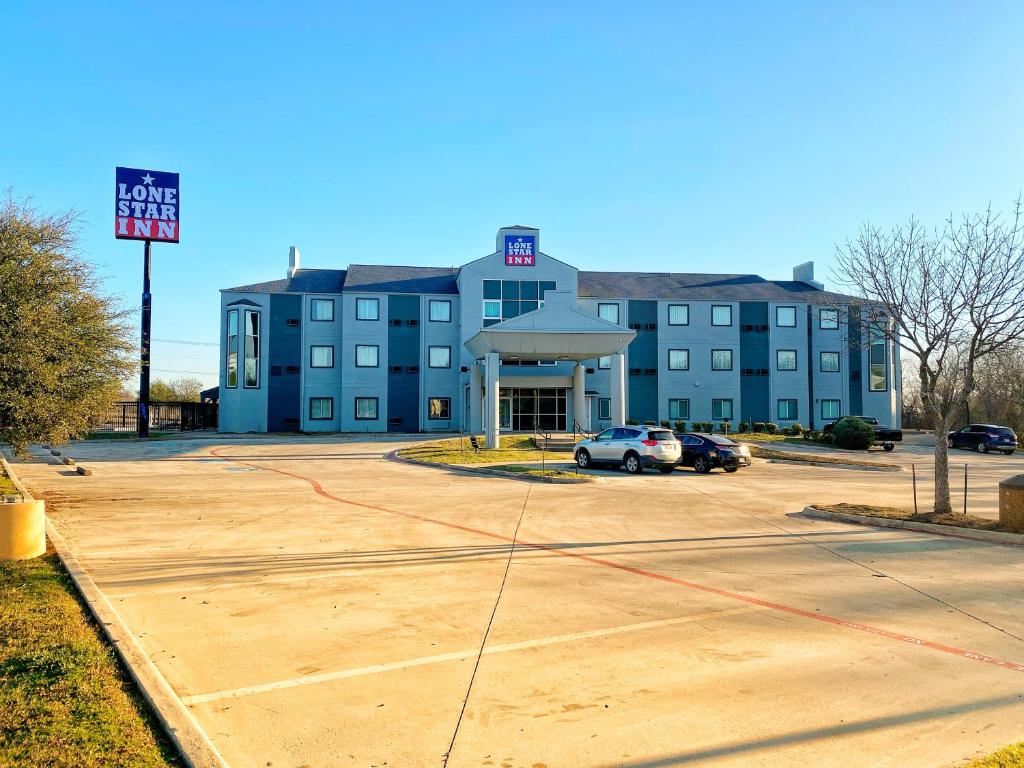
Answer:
top-left (765, 458), bottom-right (902, 472)
top-left (801, 506), bottom-right (1024, 547)
top-left (2, 458), bottom-right (229, 768)
top-left (386, 449), bottom-right (596, 484)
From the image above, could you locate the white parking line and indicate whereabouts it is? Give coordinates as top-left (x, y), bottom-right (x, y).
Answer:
top-left (181, 606), bottom-right (757, 706)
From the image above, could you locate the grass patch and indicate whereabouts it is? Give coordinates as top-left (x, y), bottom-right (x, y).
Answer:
top-left (398, 435), bottom-right (563, 465)
top-left (0, 467), bottom-right (18, 497)
top-left (486, 464), bottom-right (593, 481)
top-left (726, 432), bottom-right (789, 442)
top-left (85, 432), bottom-right (172, 440)
top-left (966, 742), bottom-right (1024, 767)
top-left (0, 551), bottom-right (181, 768)
top-left (814, 502), bottom-right (1015, 533)
top-left (749, 445), bottom-right (896, 468)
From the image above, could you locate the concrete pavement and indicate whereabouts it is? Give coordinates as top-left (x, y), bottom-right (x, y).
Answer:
top-left (8, 435), bottom-right (1024, 767)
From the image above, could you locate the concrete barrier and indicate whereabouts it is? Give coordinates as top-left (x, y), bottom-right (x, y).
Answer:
top-left (998, 475), bottom-right (1024, 533)
top-left (0, 499), bottom-right (46, 560)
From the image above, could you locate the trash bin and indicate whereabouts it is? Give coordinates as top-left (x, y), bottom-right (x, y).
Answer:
top-left (998, 474), bottom-right (1024, 533)
top-left (0, 499), bottom-right (46, 560)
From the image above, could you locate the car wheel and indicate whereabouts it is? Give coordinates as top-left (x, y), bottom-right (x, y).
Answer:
top-left (624, 452), bottom-right (643, 474)
top-left (978, 442), bottom-right (988, 454)
top-left (883, 443), bottom-right (895, 452)
top-left (658, 465), bottom-right (674, 474)
top-left (1005, 450), bottom-right (1015, 456)
top-left (724, 466), bottom-right (739, 473)
top-left (575, 449), bottom-right (590, 469)
top-left (693, 455), bottom-right (711, 474)
top-left (947, 437), bottom-right (955, 449)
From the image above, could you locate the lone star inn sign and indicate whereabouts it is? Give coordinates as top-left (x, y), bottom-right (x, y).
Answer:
top-left (115, 167), bottom-right (180, 242)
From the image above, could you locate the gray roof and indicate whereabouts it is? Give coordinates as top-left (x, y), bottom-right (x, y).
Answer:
top-left (223, 269), bottom-right (346, 294)
top-left (577, 271), bottom-right (856, 304)
top-left (342, 264), bottom-right (459, 295)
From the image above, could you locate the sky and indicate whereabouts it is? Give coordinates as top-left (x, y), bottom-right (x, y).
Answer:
top-left (2, 1), bottom-right (1023, 390)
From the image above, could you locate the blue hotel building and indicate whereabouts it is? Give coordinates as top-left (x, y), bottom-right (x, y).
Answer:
top-left (219, 226), bottom-right (901, 445)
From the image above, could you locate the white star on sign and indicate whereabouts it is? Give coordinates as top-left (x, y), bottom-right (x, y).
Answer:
top-left (141, 173), bottom-right (155, 185)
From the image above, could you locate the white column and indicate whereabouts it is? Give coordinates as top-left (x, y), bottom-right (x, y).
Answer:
top-left (610, 352), bottom-right (626, 425)
top-left (485, 352), bottom-right (500, 449)
top-left (573, 362), bottom-right (588, 432)
top-left (469, 363), bottom-right (482, 434)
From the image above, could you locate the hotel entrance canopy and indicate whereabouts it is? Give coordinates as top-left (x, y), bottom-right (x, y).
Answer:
top-left (464, 291), bottom-right (635, 360)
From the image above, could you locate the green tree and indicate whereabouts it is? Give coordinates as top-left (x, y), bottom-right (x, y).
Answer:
top-left (149, 377), bottom-right (203, 402)
top-left (0, 196), bottom-right (134, 455)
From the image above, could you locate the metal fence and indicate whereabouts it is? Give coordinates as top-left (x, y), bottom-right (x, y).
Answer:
top-left (93, 401), bottom-right (218, 433)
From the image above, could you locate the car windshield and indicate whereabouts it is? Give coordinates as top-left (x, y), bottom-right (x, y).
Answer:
top-left (646, 430), bottom-right (675, 442)
top-left (707, 435), bottom-right (738, 446)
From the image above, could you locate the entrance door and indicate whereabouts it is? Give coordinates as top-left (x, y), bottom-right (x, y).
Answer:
top-left (499, 397), bottom-right (512, 430)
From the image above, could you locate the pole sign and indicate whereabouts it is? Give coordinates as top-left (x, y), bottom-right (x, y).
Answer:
top-left (504, 235), bottom-right (536, 266)
top-left (115, 167), bottom-right (180, 242)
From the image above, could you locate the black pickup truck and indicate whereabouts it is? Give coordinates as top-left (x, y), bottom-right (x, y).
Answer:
top-left (823, 416), bottom-right (903, 451)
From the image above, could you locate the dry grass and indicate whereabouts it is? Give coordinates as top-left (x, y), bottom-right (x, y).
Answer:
top-left (726, 432), bottom-right (789, 442)
top-left (486, 464), bottom-right (594, 481)
top-left (965, 743), bottom-right (1024, 767)
top-left (0, 550), bottom-right (180, 768)
top-left (398, 435), bottom-right (563, 465)
top-left (749, 445), bottom-right (897, 468)
top-left (0, 468), bottom-right (18, 497)
top-left (814, 502), bottom-right (1014, 532)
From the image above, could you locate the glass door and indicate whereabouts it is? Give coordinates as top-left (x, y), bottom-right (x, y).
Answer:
top-left (499, 397), bottom-right (512, 430)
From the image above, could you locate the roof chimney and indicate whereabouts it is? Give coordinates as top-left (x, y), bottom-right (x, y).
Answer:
top-left (793, 261), bottom-right (823, 290)
top-left (288, 245), bottom-right (300, 278)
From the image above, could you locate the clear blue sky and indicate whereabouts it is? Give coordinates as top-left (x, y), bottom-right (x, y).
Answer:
top-left (3, 1), bottom-right (1023, 389)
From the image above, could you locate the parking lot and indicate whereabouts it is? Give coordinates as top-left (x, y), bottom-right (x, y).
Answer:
top-left (9, 435), bottom-right (1024, 767)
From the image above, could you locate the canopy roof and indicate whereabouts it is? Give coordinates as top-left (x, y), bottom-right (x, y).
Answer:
top-left (464, 291), bottom-right (635, 361)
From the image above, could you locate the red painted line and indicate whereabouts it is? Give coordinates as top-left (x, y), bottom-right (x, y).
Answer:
top-left (210, 447), bottom-right (1024, 675)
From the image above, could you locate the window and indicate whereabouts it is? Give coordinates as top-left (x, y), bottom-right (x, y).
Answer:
top-left (869, 322), bottom-right (888, 391)
top-left (668, 304), bottom-right (689, 326)
top-left (428, 397), bottom-right (451, 420)
top-left (309, 397), bottom-right (333, 420)
top-left (310, 345), bottom-right (334, 368)
top-left (310, 298), bottom-right (334, 321)
top-left (243, 310), bottom-right (260, 387)
top-left (711, 349), bottom-right (733, 370)
top-left (668, 349), bottom-right (689, 370)
top-left (821, 399), bottom-right (841, 420)
top-left (711, 305), bottom-right (732, 326)
top-left (778, 399), bottom-right (798, 420)
top-left (668, 399), bottom-right (690, 420)
top-left (598, 398), bottom-right (610, 420)
top-left (598, 303), bottom-right (620, 324)
top-left (820, 351), bottom-right (840, 372)
top-left (429, 300), bottom-right (451, 322)
top-left (355, 397), bottom-right (379, 420)
top-left (428, 346), bottom-right (451, 368)
top-left (482, 280), bottom-right (555, 325)
top-left (355, 344), bottom-right (379, 367)
top-left (225, 309), bottom-right (238, 388)
top-left (776, 349), bottom-right (797, 371)
top-left (820, 308), bottom-right (839, 330)
top-left (356, 297), bottom-right (379, 321)
top-left (776, 306), bottom-right (797, 327)
top-left (598, 356), bottom-right (611, 369)
top-left (712, 399), bottom-right (733, 420)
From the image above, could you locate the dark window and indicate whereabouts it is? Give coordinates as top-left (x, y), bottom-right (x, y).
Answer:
top-left (309, 397), bottom-right (333, 420)
top-left (820, 308), bottom-right (839, 329)
top-left (711, 305), bottom-right (732, 326)
top-left (243, 310), bottom-right (260, 388)
top-left (355, 397), bottom-right (379, 420)
top-left (777, 349), bottom-right (797, 371)
top-left (712, 399), bottom-right (733, 420)
top-left (428, 397), bottom-right (451, 420)
top-left (668, 304), bottom-right (689, 325)
top-left (356, 297), bottom-right (379, 321)
top-left (285, 365), bottom-right (300, 375)
top-left (429, 300), bottom-right (451, 322)
top-left (711, 349), bottom-right (733, 370)
top-left (778, 399), bottom-right (798, 420)
top-left (285, 318), bottom-right (300, 327)
top-left (776, 306), bottom-right (797, 327)
top-left (820, 351), bottom-right (840, 372)
top-left (310, 298), bottom-right (334, 322)
top-left (428, 346), bottom-right (451, 368)
top-left (225, 309), bottom-right (238, 388)
top-left (598, 398), bottom-right (610, 420)
top-left (668, 399), bottom-right (689, 420)
top-left (821, 399), bottom-right (841, 420)
top-left (668, 349), bottom-right (689, 370)
top-left (310, 345), bottom-right (334, 368)
top-left (355, 345), bottom-right (379, 367)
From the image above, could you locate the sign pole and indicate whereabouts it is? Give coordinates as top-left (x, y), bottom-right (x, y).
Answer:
top-left (139, 239), bottom-right (152, 438)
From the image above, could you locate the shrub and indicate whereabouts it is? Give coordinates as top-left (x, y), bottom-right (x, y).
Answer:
top-left (738, 421), bottom-right (749, 433)
top-left (790, 423), bottom-right (805, 435)
top-left (626, 419), bottom-right (639, 426)
top-left (660, 420), bottom-right (670, 428)
top-left (752, 421), bottom-right (766, 433)
top-left (721, 420), bottom-right (731, 433)
top-left (674, 420), bottom-right (687, 432)
top-left (833, 416), bottom-right (874, 450)
top-left (643, 420), bottom-right (657, 426)
top-left (764, 422), bottom-right (779, 434)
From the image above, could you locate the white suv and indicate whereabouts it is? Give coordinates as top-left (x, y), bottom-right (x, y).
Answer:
top-left (574, 425), bottom-right (681, 474)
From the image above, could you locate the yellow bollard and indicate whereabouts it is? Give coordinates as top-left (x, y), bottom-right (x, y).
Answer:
top-left (0, 499), bottom-right (46, 560)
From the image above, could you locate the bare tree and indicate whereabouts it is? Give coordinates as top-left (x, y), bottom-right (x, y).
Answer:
top-left (834, 202), bottom-right (1024, 513)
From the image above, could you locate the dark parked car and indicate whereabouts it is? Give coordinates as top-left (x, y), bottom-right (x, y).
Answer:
top-left (822, 415), bottom-right (903, 451)
top-left (673, 432), bottom-right (751, 473)
top-left (947, 424), bottom-right (1018, 455)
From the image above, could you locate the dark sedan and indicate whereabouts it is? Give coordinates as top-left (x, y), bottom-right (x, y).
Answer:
top-left (947, 424), bottom-right (1018, 455)
top-left (673, 432), bottom-right (751, 473)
